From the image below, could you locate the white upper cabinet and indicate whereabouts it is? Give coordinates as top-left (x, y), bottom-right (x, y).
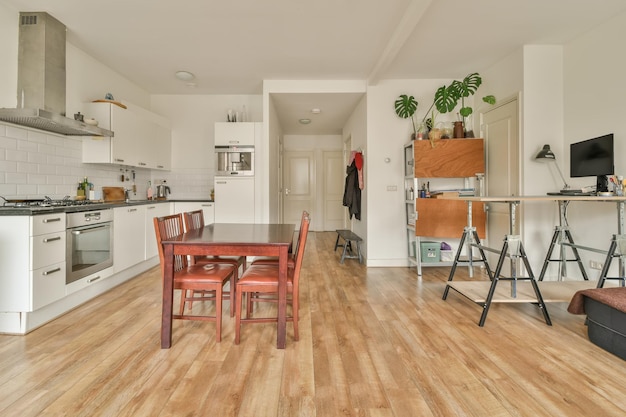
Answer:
top-left (215, 122), bottom-right (255, 146)
top-left (82, 101), bottom-right (171, 170)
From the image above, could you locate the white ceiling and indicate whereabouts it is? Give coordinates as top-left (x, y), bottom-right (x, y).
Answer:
top-left (5, 0), bottom-right (626, 134)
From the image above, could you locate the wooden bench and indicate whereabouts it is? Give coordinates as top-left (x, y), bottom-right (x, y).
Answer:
top-left (334, 229), bottom-right (363, 264)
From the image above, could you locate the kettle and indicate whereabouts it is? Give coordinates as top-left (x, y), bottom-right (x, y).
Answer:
top-left (156, 183), bottom-right (171, 199)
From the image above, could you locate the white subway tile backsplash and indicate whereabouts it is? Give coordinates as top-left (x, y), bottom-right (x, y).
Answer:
top-left (5, 126), bottom-right (28, 140)
top-left (26, 130), bottom-right (48, 143)
top-left (0, 160), bottom-right (17, 173)
top-left (28, 174), bottom-right (47, 184)
top-left (17, 139), bottom-right (38, 152)
top-left (0, 136), bottom-right (17, 151)
top-left (37, 143), bottom-right (56, 156)
top-left (17, 162), bottom-right (38, 174)
top-left (6, 172), bottom-right (28, 184)
top-left (5, 149), bottom-right (28, 162)
top-left (16, 184), bottom-right (37, 196)
top-left (0, 121), bottom-right (206, 200)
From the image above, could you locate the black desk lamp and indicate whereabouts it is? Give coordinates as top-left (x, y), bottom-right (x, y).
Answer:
top-left (535, 144), bottom-right (570, 191)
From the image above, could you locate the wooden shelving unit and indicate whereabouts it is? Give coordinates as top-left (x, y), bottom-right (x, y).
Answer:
top-left (411, 138), bottom-right (487, 275)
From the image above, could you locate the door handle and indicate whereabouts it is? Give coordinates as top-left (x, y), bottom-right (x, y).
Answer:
top-left (285, 188), bottom-right (290, 195)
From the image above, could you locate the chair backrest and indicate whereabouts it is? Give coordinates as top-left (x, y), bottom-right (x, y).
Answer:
top-left (154, 213), bottom-right (187, 273)
top-left (291, 213), bottom-right (310, 290)
top-left (183, 209), bottom-right (204, 232)
top-left (291, 210), bottom-right (309, 258)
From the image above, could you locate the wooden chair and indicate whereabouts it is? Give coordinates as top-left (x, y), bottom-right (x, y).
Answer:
top-left (154, 214), bottom-right (235, 342)
top-left (183, 209), bottom-right (246, 316)
top-left (234, 214), bottom-right (310, 344)
top-left (250, 210), bottom-right (308, 269)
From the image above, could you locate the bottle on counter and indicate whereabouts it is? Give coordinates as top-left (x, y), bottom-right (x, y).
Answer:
top-left (147, 181), bottom-right (153, 200)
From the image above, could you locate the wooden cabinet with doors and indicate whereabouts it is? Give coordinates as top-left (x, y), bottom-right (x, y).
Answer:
top-left (412, 138), bottom-right (486, 275)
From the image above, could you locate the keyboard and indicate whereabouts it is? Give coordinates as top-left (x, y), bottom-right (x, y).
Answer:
top-left (547, 191), bottom-right (594, 196)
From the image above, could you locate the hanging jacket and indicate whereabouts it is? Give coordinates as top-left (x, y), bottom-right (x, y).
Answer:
top-left (343, 160), bottom-right (361, 220)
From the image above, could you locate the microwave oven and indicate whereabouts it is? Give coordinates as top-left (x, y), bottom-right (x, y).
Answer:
top-left (215, 145), bottom-right (254, 176)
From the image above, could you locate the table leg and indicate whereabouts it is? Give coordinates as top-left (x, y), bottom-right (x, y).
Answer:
top-left (277, 245), bottom-right (288, 349)
top-left (161, 243), bottom-right (174, 349)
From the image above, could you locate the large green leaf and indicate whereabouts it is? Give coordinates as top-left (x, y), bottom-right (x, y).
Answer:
top-left (434, 84), bottom-right (458, 114)
top-left (394, 94), bottom-right (418, 119)
top-left (457, 72), bottom-right (482, 98)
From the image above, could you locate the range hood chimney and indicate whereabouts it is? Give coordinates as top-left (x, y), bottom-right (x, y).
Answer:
top-left (0, 12), bottom-right (113, 137)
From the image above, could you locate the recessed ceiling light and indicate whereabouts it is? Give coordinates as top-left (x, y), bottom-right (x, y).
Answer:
top-left (175, 71), bottom-right (195, 81)
top-left (311, 108), bottom-right (321, 114)
top-left (299, 118), bottom-right (311, 124)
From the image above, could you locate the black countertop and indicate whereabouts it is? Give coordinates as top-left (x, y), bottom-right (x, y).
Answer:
top-left (0, 199), bottom-right (214, 216)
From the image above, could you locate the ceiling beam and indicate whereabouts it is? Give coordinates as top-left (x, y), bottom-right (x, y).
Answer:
top-left (367, 0), bottom-right (434, 85)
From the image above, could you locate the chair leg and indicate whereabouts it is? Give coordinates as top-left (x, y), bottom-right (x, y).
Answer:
top-left (216, 286), bottom-right (223, 342)
top-left (293, 294), bottom-right (299, 341)
top-left (179, 290), bottom-right (188, 315)
top-left (235, 287), bottom-right (244, 345)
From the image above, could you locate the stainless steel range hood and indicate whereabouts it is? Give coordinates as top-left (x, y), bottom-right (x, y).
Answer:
top-left (0, 12), bottom-right (113, 137)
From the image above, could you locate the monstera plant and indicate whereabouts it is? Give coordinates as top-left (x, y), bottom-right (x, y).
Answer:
top-left (394, 94), bottom-right (419, 139)
top-left (422, 72), bottom-right (496, 138)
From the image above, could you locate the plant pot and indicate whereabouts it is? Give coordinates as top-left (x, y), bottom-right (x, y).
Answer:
top-left (453, 121), bottom-right (464, 138)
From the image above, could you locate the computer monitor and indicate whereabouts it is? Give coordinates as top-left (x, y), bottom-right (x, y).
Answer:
top-left (570, 133), bottom-right (614, 192)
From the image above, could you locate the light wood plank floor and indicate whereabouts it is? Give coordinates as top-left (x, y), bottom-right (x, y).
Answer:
top-left (1, 232), bottom-right (625, 416)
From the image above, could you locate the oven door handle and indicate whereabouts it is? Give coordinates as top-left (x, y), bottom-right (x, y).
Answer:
top-left (71, 224), bottom-right (110, 235)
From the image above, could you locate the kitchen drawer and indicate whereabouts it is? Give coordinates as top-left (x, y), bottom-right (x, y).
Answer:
top-left (31, 213), bottom-right (66, 235)
top-left (32, 261), bottom-right (66, 310)
top-left (31, 231), bottom-right (66, 270)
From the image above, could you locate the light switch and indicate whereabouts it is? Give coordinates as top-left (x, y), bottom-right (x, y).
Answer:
top-left (387, 185), bottom-right (397, 191)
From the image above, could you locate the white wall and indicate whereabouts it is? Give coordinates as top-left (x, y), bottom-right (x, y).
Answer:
top-left (150, 95), bottom-right (262, 200)
top-left (343, 95), bottom-right (367, 256)
top-left (560, 11), bottom-right (626, 279)
top-left (365, 79), bottom-right (460, 267)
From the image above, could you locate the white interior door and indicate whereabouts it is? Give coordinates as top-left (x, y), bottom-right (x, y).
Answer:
top-left (322, 151), bottom-right (344, 231)
top-left (283, 151), bottom-right (315, 229)
top-left (482, 98), bottom-right (520, 270)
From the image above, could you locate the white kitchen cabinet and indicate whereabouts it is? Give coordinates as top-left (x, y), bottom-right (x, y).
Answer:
top-left (173, 201), bottom-right (215, 225)
top-left (82, 101), bottom-right (172, 170)
top-left (214, 177), bottom-right (254, 223)
top-left (0, 213), bottom-right (66, 312)
top-left (113, 205), bottom-right (147, 273)
top-left (145, 202), bottom-right (172, 259)
top-left (215, 122), bottom-right (255, 146)
top-left (152, 121), bottom-right (172, 170)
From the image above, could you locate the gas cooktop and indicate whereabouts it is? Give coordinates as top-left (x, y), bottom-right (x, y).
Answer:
top-left (0, 196), bottom-right (104, 208)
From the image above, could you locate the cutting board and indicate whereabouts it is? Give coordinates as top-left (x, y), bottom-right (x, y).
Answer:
top-left (92, 99), bottom-right (127, 109)
top-left (103, 186), bottom-right (126, 202)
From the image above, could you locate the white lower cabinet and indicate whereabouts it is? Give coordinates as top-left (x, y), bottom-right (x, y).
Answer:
top-left (0, 213), bottom-right (66, 313)
top-left (173, 201), bottom-right (215, 225)
top-left (214, 177), bottom-right (254, 223)
top-left (145, 202), bottom-right (172, 259)
top-left (113, 205), bottom-right (147, 273)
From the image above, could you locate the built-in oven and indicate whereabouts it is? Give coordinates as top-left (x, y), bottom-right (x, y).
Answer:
top-left (66, 209), bottom-right (113, 284)
top-left (215, 145), bottom-right (254, 176)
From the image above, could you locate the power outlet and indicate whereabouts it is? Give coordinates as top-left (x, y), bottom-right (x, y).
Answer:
top-left (589, 260), bottom-right (604, 270)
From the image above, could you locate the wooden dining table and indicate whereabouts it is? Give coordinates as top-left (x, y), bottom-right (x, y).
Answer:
top-left (160, 222), bottom-right (296, 349)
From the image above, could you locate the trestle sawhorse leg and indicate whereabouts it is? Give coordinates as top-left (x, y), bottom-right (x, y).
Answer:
top-left (442, 225), bottom-right (493, 300)
top-left (334, 229), bottom-right (363, 264)
top-left (597, 234), bottom-right (626, 288)
top-left (538, 201), bottom-right (589, 281)
top-left (478, 235), bottom-right (552, 327)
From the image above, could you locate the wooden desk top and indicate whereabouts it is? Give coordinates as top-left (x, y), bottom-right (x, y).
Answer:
top-left (443, 195), bottom-right (626, 203)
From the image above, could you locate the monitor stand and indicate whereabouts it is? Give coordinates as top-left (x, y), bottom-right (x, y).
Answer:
top-left (597, 175), bottom-right (609, 193)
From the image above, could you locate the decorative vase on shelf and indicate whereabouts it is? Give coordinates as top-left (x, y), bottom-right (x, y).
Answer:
top-left (453, 121), bottom-right (464, 138)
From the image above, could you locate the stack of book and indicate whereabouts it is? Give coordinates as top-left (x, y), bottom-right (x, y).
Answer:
top-left (429, 189), bottom-right (475, 198)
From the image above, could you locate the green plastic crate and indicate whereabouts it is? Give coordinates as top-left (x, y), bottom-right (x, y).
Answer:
top-left (420, 241), bottom-right (441, 263)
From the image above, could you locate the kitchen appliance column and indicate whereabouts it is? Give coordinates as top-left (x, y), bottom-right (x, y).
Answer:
top-left (214, 176), bottom-right (255, 223)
